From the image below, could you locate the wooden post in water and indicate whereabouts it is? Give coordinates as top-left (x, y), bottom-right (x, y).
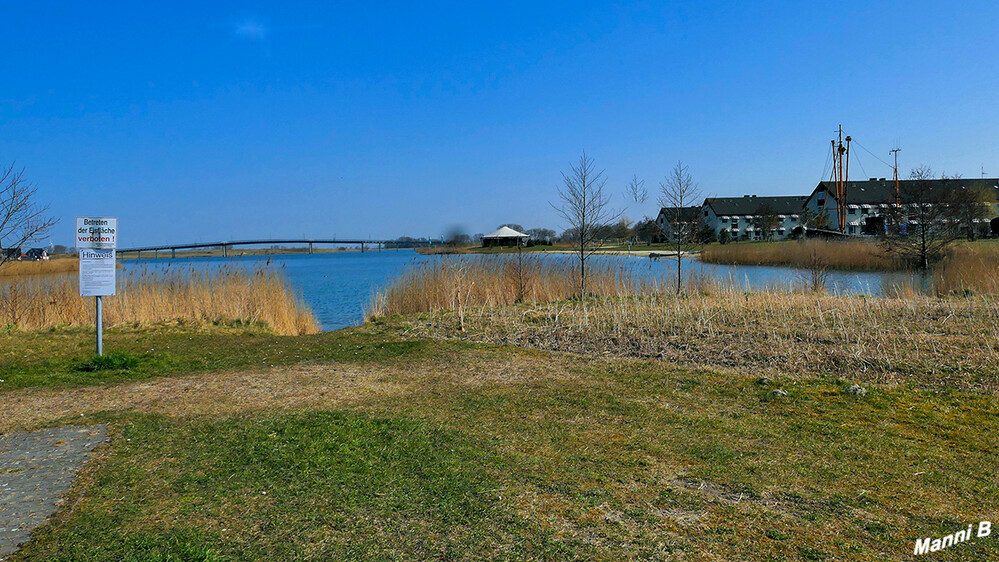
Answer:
top-left (309, 242), bottom-right (313, 254)
top-left (171, 248), bottom-right (176, 259)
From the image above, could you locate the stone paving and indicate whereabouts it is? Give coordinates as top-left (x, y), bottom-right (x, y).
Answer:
top-left (0, 425), bottom-right (108, 560)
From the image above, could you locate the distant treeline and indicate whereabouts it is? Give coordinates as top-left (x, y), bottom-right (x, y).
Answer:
top-left (436, 219), bottom-right (665, 247)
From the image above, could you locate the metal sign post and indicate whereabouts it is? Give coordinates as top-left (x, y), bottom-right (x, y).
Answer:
top-left (76, 217), bottom-right (118, 356)
top-left (96, 295), bottom-right (103, 355)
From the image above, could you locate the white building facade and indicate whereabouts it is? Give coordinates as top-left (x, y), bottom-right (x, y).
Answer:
top-left (703, 195), bottom-right (809, 241)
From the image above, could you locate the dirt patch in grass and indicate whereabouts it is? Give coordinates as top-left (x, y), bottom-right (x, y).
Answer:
top-left (0, 364), bottom-right (389, 434)
top-left (0, 349), bottom-right (577, 434)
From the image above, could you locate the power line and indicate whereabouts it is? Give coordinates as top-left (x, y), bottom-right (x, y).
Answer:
top-left (852, 149), bottom-right (870, 180)
top-left (820, 142), bottom-right (833, 182)
top-left (852, 140), bottom-right (893, 169)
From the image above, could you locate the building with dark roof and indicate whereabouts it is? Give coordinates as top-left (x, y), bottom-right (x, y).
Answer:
top-left (804, 178), bottom-right (999, 236)
top-left (703, 195), bottom-right (809, 241)
top-left (655, 206), bottom-right (702, 241)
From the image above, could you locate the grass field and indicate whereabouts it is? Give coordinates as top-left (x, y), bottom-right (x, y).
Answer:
top-left (2, 300), bottom-right (997, 559)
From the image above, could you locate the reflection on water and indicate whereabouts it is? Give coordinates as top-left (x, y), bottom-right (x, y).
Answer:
top-left (619, 256), bottom-right (932, 297)
top-left (120, 250), bottom-right (929, 331)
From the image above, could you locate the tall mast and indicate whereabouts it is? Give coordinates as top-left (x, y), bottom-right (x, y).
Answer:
top-left (890, 147), bottom-right (901, 206)
top-left (831, 125), bottom-right (851, 233)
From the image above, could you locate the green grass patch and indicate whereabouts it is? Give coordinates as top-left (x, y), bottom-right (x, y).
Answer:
top-left (0, 323), bottom-right (469, 392)
top-left (76, 351), bottom-right (141, 372)
top-left (18, 411), bottom-right (579, 561)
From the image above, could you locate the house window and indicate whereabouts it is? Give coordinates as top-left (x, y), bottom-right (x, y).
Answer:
top-left (817, 199), bottom-right (825, 208)
top-left (848, 208), bottom-right (856, 215)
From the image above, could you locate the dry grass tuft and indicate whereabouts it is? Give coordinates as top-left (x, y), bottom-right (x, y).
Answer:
top-left (0, 266), bottom-right (319, 335)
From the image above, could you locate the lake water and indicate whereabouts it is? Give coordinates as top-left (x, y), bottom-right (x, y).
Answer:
top-left (123, 250), bottom-right (925, 332)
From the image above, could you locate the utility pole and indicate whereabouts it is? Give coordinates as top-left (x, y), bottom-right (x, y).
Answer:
top-left (890, 147), bottom-right (902, 207)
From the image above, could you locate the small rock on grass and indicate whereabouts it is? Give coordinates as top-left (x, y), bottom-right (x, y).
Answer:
top-left (845, 384), bottom-right (868, 397)
top-left (770, 389), bottom-right (788, 397)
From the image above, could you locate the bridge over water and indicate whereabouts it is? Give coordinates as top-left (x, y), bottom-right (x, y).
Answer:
top-left (117, 238), bottom-right (392, 258)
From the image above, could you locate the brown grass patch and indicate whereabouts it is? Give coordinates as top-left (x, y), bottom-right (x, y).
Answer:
top-left (0, 364), bottom-right (388, 434)
top-left (0, 349), bottom-right (575, 434)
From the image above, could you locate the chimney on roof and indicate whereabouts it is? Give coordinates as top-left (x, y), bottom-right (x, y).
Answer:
top-left (879, 178), bottom-right (886, 181)
top-left (869, 177), bottom-right (877, 181)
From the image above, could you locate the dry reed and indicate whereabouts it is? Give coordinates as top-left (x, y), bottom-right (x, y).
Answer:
top-left (933, 244), bottom-right (999, 295)
top-left (410, 290), bottom-right (999, 393)
top-left (0, 265), bottom-right (319, 335)
top-left (701, 239), bottom-right (900, 270)
top-left (0, 259), bottom-right (79, 278)
top-left (370, 254), bottom-right (999, 391)
top-left (415, 246), bottom-right (471, 255)
top-left (366, 256), bottom-right (638, 322)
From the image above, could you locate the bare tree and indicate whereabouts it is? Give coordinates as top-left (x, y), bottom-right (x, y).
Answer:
top-left (880, 166), bottom-right (962, 270)
top-left (659, 161), bottom-right (702, 294)
top-left (1, 163), bottom-right (57, 267)
top-left (551, 151), bottom-right (621, 297)
top-left (624, 175), bottom-right (648, 205)
top-left (945, 184), bottom-right (992, 241)
top-left (526, 227), bottom-right (556, 245)
top-left (633, 218), bottom-right (663, 244)
top-left (755, 204), bottom-right (779, 241)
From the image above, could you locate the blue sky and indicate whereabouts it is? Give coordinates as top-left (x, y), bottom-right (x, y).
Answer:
top-left (3, 1), bottom-right (998, 246)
